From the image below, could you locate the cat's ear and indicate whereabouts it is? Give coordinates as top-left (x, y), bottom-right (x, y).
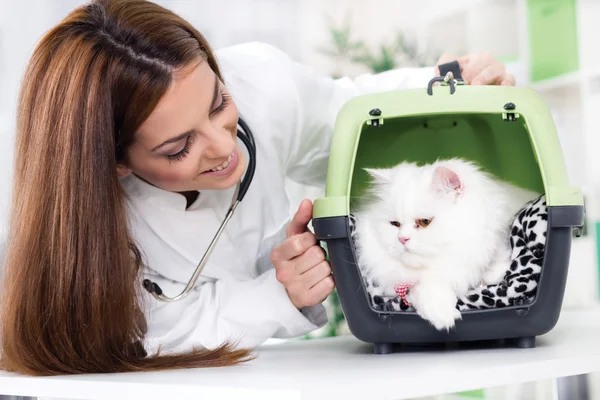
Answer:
top-left (365, 168), bottom-right (392, 185)
top-left (433, 166), bottom-right (463, 196)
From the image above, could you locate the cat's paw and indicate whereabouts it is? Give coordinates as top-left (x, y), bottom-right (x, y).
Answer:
top-left (418, 302), bottom-right (462, 331)
top-left (408, 284), bottom-right (462, 331)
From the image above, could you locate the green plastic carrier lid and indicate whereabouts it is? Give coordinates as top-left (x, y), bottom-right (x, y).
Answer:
top-left (313, 85), bottom-right (583, 219)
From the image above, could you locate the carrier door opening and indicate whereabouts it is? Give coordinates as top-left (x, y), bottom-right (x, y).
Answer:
top-left (350, 112), bottom-right (543, 207)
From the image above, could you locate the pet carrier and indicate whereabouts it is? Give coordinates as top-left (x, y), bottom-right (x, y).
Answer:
top-left (312, 73), bottom-right (584, 354)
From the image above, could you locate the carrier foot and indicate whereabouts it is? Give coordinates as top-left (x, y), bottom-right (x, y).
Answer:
top-left (373, 343), bottom-right (394, 354)
top-left (515, 336), bottom-right (536, 348)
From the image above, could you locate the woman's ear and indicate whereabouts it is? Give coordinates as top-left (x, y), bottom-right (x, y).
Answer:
top-left (116, 164), bottom-right (132, 178)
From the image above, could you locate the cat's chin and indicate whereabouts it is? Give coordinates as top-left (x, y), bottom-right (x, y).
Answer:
top-left (399, 252), bottom-right (427, 269)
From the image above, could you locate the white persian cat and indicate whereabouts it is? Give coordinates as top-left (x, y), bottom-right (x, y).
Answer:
top-left (353, 158), bottom-right (539, 331)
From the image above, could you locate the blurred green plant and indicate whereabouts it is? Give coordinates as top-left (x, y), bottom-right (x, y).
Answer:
top-left (352, 43), bottom-right (398, 73)
top-left (302, 288), bottom-right (348, 340)
top-left (316, 13), bottom-right (367, 78)
top-left (318, 14), bottom-right (438, 76)
top-left (351, 32), bottom-right (434, 73)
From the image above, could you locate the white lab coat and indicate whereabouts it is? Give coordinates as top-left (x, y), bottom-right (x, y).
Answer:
top-left (121, 42), bottom-right (435, 355)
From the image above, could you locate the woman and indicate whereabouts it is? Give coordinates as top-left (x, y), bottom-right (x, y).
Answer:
top-left (0, 0), bottom-right (514, 375)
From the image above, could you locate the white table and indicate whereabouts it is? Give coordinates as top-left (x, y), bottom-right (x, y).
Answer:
top-left (2, 306), bottom-right (600, 400)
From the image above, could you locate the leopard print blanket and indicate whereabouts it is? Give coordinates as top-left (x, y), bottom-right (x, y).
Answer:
top-left (349, 195), bottom-right (548, 312)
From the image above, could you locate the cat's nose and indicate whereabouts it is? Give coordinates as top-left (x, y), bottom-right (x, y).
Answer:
top-left (399, 237), bottom-right (410, 245)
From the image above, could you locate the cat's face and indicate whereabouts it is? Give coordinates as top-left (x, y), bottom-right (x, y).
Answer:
top-left (365, 163), bottom-right (464, 269)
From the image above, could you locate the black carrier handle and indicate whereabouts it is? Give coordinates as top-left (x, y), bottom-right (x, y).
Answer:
top-left (427, 60), bottom-right (465, 96)
top-left (427, 75), bottom-right (456, 95)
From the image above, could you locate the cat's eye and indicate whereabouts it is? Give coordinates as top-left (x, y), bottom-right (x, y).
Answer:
top-left (390, 221), bottom-right (401, 227)
top-left (417, 218), bottom-right (433, 228)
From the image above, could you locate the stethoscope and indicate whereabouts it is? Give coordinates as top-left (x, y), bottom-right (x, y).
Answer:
top-left (142, 117), bottom-right (257, 302)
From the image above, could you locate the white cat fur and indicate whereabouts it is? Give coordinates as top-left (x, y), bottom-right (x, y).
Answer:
top-left (353, 158), bottom-right (539, 331)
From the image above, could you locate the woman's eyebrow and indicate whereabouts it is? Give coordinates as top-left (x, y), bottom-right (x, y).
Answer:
top-left (151, 130), bottom-right (193, 152)
top-left (151, 76), bottom-right (220, 153)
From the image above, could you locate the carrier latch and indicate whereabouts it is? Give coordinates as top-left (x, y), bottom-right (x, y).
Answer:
top-left (367, 108), bottom-right (384, 127)
top-left (427, 71), bottom-right (465, 95)
top-left (503, 102), bottom-right (520, 122)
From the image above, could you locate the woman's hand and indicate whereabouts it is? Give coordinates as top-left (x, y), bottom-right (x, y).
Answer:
top-left (435, 52), bottom-right (516, 86)
top-left (270, 199), bottom-right (335, 309)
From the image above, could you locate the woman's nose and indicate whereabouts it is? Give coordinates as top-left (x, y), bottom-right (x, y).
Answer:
top-left (203, 125), bottom-right (234, 158)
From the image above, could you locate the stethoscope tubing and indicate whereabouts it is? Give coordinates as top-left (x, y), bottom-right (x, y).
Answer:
top-left (143, 118), bottom-right (256, 302)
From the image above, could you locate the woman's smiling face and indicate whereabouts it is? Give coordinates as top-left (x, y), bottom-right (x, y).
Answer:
top-left (118, 60), bottom-right (246, 193)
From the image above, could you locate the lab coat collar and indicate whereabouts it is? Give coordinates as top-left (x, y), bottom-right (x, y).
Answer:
top-left (120, 174), bottom-right (190, 211)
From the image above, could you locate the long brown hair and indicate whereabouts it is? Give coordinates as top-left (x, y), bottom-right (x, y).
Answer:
top-left (1, 0), bottom-right (254, 375)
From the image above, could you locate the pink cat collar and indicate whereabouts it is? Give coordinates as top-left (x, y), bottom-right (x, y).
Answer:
top-left (394, 281), bottom-right (418, 307)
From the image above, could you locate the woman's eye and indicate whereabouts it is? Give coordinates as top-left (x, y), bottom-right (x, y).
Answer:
top-left (417, 218), bottom-right (432, 228)
top-left (390, 221), bottom-right (401, 227)
top-left (167, 136), bottom-right (192, 162)
top-left (211, 91), bottom-right (230, 114)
